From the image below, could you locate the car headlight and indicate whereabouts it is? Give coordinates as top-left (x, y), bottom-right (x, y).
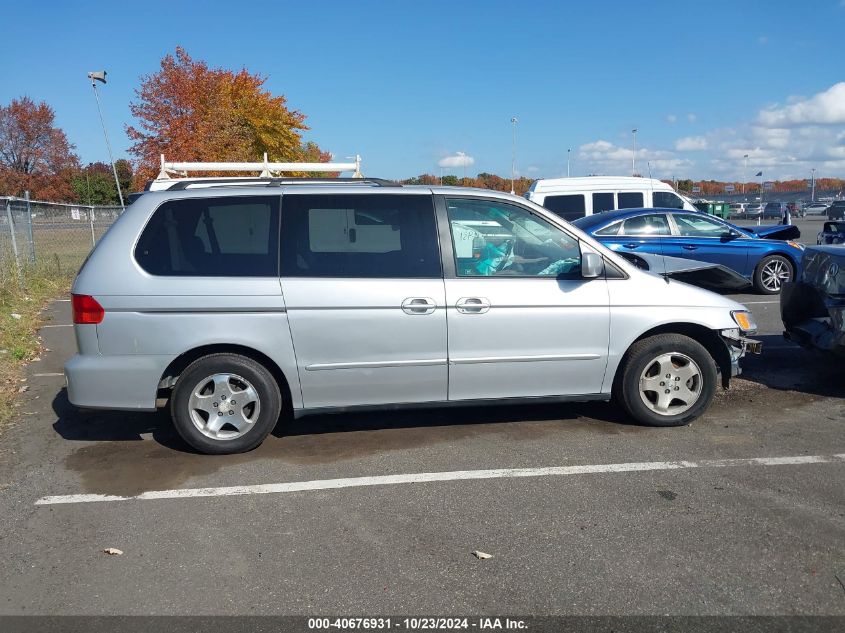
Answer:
top-left (787, 241), bottom-right (805, 250)
top-left (731, 310), bottom-right (757, 333)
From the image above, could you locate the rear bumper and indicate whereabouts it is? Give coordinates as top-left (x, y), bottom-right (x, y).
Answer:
top-left (65, 353), bottom-right (169, 411)
top-left (781, 281), bottom-right (845, 355)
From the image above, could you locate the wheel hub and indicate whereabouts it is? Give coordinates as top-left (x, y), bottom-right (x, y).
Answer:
top-left (638, 352), bottom-right (702, 416)
top-left (187, 372), bottom-right (261, 440)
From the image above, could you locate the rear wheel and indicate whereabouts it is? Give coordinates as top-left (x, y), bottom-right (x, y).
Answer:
top-left (170, 353), bottom-right (281, 454)
top-left (753, 255), bottom-right (793, 294)
top-left (614, 334), bottom-right (717, 427)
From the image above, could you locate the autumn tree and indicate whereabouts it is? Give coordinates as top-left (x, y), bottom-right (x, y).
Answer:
top-left (126, 48), bottom-right (331, 186)
top-left (0, 96), bottom-right (79, 200)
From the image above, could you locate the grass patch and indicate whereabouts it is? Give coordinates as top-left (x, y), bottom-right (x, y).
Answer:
top-left (0, 263), bottom-right (74, 432)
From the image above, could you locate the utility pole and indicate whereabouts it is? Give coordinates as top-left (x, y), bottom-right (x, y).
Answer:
top-left (631, 129), bottom-right (638, 177)
top-left (510, 117), bottom-right (518, 195)
top-left (567, 148), bottom-right (571, 177)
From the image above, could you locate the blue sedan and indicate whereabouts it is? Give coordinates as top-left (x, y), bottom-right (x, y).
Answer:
top-left (572, 208), bottom-right (805, 294)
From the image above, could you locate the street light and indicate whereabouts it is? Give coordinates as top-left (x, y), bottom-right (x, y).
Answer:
top-left (811, 167), bottom-right (816, 202)
top-left (510, 117), bottom-right (518, 195)
top-left (87, 71), bottom-right (125, 210)
top-left (567, 148), bottom-right (571, 177)
top-left (742, 154), bottom-right (749, 194)
top-left (631, 128), bottom-right (638, 177)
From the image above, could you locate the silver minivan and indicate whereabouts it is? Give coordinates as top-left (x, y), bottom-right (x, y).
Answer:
top-left (66, 179), bottom-right (760, 454)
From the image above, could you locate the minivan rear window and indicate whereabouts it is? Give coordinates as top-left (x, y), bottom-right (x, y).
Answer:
top-left (134, 196), bottom-right (280, 277)
top-left (542, 194), bottom-right (586, 221)
top-left (280, 194), bottom-right (441, 278)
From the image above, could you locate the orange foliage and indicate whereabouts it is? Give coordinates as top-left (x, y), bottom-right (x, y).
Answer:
top-left (126, 48), bottom-right (331, 187)
top-left (0, 96), bottom-right (79, 200)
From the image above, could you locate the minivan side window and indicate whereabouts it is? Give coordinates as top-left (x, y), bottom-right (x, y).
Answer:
top-left (134, 196), bottom-right (280, 277)
top-left (446, 198), bottom-right (581, 278)
top-left (617, 192), bottom-right (644, 209)
top-left (280, 194), bottom-right (441, 278)
top-left (592, 192), bottom-right (614, 213)
top-left (542, 194), bottom-right (586, 221)
top-left (652, 191), bottom-right (685, 209)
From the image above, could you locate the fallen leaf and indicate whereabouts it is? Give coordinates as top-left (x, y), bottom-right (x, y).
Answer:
top-left (472, 550), bottom-right (493, 560)
top-left (17, 385), bottom-right (29, 393)
top-left (103, 548), bottom-right (123, 556)
top-left (10, 313), bottom-right (21, 320)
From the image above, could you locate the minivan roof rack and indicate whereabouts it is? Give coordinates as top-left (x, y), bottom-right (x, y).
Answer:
top-left (156, 153), bottom-right (364, 180)
top-left (155, 177), bottom-right (401, 191)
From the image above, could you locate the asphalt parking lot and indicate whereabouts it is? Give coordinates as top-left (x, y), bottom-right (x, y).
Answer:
top-left (0, 214), bottom-right (843, 618)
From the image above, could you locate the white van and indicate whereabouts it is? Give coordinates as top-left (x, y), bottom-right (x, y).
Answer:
top-left (526, 176), bottom-right (696, 221)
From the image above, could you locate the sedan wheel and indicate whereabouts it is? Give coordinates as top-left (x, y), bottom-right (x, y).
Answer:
top-left (754, 255), bottom-right (793, 294)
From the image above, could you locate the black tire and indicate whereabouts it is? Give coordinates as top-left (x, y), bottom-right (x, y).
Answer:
top-left (170, 353), bottom-right (281, 454)
top-left (753, 254), bottom-right (794, 295)
top-left (613, 334), bottom-right (718, 427)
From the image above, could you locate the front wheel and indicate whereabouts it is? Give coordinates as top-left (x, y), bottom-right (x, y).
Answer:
top-left (753, 255), bottom-right (793, 294)
top-left (170, 353), bottom-right (282, 454)
top-left (614, 334), bottom-right (718, 427)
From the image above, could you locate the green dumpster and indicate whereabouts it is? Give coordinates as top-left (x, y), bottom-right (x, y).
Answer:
top-left (693, 202), bottom-right (730, 219)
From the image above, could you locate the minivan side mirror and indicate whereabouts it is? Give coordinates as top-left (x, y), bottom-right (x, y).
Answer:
top-left (581, 251), bottom-right (604, 278)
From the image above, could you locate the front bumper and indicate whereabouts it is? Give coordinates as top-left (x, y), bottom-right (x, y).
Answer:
top-left (720, 329), bottom-right (763, 377)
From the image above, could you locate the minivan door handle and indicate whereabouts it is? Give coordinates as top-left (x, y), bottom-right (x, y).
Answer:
top-left (401, 297), bottom-right (436, 315)
top-left (623, 243), bottom-right (639, 249)
top-left (455, 297), bottom-right (491, 314)
top-left (682, 245), bottom-right (698, 251)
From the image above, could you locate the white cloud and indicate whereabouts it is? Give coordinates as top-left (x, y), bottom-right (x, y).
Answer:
top-left (757, 82), bottom-right (845, 127)
top-left (687, 113), bottom-right (697, 123)
top-left (438, 152), bottom-right (475, 168)
top-left (675, 136), bottom-right (708, 151)
top-left (576, 140), bottom-right (691, 177)
top-left (666, 114), bottom-right (677, 124)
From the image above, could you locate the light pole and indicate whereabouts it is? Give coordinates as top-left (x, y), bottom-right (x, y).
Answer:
top-left (87, 71), bottom-right (125, 210)
top-left (510, 117), bottom-right (518, 195)
top-left (742, 154), bottom-right (749, 195)
top-left (631, 128), bottom-right (638, 177)
top-left (567, 148), bottom-right (571, 177)
top-left (811, 168), bottom-right (816, 202)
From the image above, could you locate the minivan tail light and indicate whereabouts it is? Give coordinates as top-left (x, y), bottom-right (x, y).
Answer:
top-left (72, 294), bottom-right (105, 325)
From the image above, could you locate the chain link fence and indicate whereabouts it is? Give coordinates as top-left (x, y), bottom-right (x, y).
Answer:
top-left (1, 195), bottom-right (124, 283)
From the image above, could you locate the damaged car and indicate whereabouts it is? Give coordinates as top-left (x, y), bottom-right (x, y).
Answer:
top-left (573, 208), bottom-right (804, 294)
top-left (817, 221), bottom-right (845, 245)
top-left (782, 246), bottom-right (845, 356)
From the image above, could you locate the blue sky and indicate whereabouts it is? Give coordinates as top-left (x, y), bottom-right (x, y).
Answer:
top-left (2, 0), bottom-right (844, 182)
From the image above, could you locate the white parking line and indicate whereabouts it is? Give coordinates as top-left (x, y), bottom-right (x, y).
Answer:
top-left (40, 324), bottom-right (72, 328)
top-left (33, 372), bottom-right (65, 377)
top-left (34, 453), bottom-right (845, 506)
top-left (52, 299), bottom-right (71, 302)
